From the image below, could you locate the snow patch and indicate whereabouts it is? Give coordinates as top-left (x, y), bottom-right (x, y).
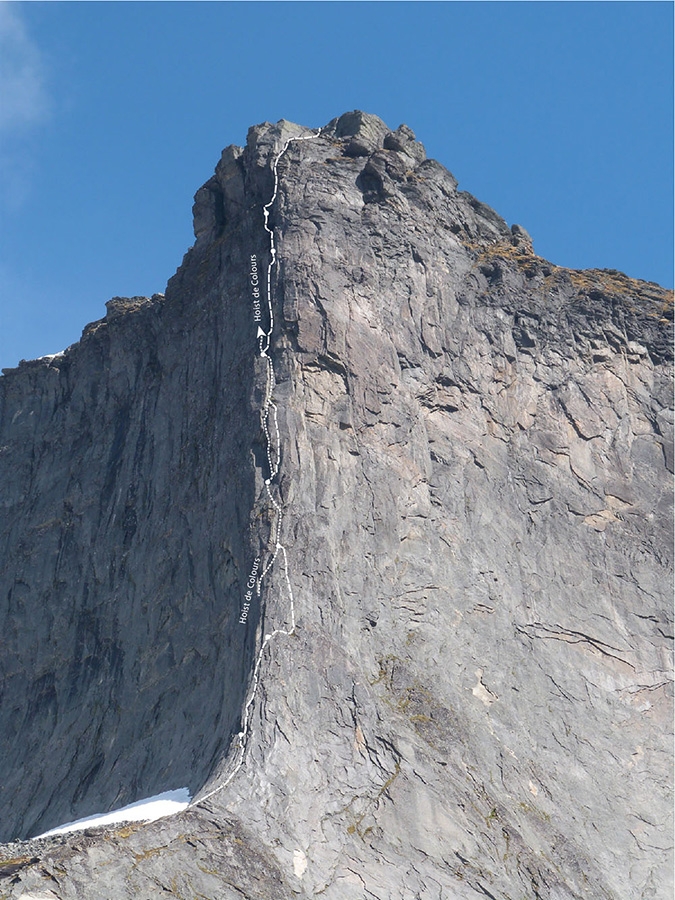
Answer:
top-left (34, 788), bottom-right (191, 838)
top-left (16, 893), bottom-right (59, 900)
top-left (293, 848), bottom-right (308, 877)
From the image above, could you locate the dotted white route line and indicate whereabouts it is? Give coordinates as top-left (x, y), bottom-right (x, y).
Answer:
top-left (258, 128), bottom-right (322, 359)
top-left (195, 127), bottom-right (322, 808)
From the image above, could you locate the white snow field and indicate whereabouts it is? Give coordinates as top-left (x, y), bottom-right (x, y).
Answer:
top-left (34, 788), bottom-right (191, 838)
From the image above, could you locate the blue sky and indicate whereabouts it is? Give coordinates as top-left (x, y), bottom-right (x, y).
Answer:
top-left (1, 1), bottom-right (672, 370)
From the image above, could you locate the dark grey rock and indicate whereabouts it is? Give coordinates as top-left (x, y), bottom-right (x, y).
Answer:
top-left (384, 123), bottom-right (426, 165)
top-left (0, 112), bottom-right (672, 899)
top-left (511, 222), bottom-right (533, 250)
top-left (328, 109), bottom-right (389, 156)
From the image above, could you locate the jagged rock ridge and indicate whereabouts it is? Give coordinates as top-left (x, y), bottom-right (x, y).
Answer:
top-left (0, 111), bottom-right (672, 899)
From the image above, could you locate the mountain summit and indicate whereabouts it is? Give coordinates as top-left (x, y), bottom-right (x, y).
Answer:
top-left (0, 112), bottom-right (672, 899)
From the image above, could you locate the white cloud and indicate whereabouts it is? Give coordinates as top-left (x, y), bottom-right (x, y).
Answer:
top-left (0, 3), bottom-right (50, 209)
top-left (0, 1), bottom-right (47, 135)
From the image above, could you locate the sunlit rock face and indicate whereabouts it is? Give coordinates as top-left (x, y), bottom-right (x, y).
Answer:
top-left (0, 112), bottom-right (672, 899)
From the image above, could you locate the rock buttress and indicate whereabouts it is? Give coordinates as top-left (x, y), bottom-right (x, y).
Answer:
top-left (1, 112), bottom-right (672, 900)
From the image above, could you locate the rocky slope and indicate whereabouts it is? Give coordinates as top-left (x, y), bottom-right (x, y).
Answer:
top-left (0, 112), bottom-right (672, 899)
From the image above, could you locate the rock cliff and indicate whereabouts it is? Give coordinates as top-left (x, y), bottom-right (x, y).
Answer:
top-left (0, 112), bottom-right (672, 899)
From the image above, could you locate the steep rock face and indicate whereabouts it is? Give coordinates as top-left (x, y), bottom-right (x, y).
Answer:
top-left (0, 150), bottom-right (271, 838)
top-left (0, 113), bottom-right (672, 899)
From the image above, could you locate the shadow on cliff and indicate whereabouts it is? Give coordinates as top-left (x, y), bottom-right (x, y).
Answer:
top-left (0, 191), bottom-right (266, 840)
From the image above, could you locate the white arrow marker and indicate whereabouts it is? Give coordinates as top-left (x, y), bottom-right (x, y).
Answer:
top-left (257, 326), bottom-right (268, 357)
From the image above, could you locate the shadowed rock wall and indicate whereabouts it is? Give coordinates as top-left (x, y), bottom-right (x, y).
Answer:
top-left (0, 135), bottom-right (277, 839)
